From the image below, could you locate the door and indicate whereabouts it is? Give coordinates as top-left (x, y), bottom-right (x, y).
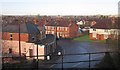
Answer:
top-left (29, 49), bottom-right (33, 58)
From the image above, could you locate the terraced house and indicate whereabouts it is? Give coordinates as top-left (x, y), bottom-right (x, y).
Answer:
top-left (45, 18), bottom-right (80, 38)
top-left (89, 18), bottom-right (120, 40)
top-left (2, 19), bottom-right (56, 60)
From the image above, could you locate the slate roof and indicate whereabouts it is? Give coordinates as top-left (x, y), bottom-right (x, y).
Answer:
top-left (26, 22), bottom-right (40, 34)
top-left (2, 23), bottom-right (28, 33)
top-left (91, 18), bottom-right (119, 29)
top-left (37, 34), bottom-right (55, 45)
top-left (45, 18), bottom-right (76, 27)
top-left (2, 21), bottom-right (40, 34)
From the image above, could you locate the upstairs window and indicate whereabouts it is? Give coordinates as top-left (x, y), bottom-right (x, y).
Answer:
top-left (93, 28), bottom-right (96, 31)
top-left (9, 48), bottom-right (12, 54)
top-left (51, 26), bottom-right (54, 30)
top-left (65, 27), bottom-right (68, 31)
top-left (10, 33), bottom-right (13, 40)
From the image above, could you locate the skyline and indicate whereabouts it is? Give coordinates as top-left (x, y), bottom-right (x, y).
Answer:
top-left (1, 0), bottom-right (120, 15)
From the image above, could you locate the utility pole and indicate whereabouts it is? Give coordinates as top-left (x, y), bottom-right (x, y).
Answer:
top-left (55, 21), bottom-right (57, 46)
top-left (18, 18), bottom-right (21, 57)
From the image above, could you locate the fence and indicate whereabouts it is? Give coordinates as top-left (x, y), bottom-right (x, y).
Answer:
top-left (2, 51), bottom-right (118, 69)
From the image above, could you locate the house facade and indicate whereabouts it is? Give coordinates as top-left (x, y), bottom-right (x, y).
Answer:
top-left (89, 18), bottom-right (120, 40)
top-left (2, 20), bottom-right (56, 60)
top-left (45, 18), bottom-right (79, 38)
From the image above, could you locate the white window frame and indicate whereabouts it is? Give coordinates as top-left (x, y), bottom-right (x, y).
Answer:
top-left (104, 29), bottom-right (108, 32)
top-left (65, 27), bottom-right (68, 31)
top-left (104, 34), bottom-right (108, 39)
top-left (93, 33), bottom-right (96, 38)
top-left (51, 26), bottom-right (54, 30)
top-left (51, 31), bottom-right (54, 34)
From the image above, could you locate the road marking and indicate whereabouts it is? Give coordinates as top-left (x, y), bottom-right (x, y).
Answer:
top-left (72, 62), bottom-right (84, 67)
top-left (72, 54), bottom-right (104, 68)
top-left (49, 64), bottom-right (56, 68)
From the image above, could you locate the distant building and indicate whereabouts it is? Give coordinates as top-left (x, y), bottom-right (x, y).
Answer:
top-left (2, 20), bottom-right (56, 60)
top-left (89, 18), bottom-right (120, 40)
top-left (45, 18), bottom-right (80, 38)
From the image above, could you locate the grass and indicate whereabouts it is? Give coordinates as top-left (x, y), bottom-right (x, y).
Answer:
top-left (73, 34), bottom-right (106, 43)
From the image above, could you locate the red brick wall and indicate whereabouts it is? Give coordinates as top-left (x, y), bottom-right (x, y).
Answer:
top-left (69, 23), bottom-right (78, 38)
top-left (2, 32), bottom-right (28, 41)
top-left (46, 26), bottom-right (70, 38)
top-left (46, 23), bottom-right (79, 38)
top-left (90, 33), bottom-right (106, 40)
top-left (89, 33), bottom-right (96, 40)
top-left (89, 33), bottom-right (93, 40)
top-left (99, 34), bottom-right (104, 40)
top-left (108, 34), bottom-right (112, 38)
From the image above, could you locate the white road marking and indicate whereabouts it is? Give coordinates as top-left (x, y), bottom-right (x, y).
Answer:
top-left (72, 54), bottom-right (104, 68)
top-left (49, 64), bottom-right (56, 68)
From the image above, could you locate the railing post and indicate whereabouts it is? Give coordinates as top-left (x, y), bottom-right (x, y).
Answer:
top-left (62, 53), bottom-right (63, 70)
top-left (89, 53), bottom-right (91, 69)
top-left (36, 43), bottom-right (39, 69)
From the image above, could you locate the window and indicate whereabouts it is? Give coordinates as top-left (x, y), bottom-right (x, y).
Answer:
top-left (57, 32), bottom-right (60, 38)
top-left (104, 34), bottom-right (108, 39)
top-left (51, 26), bottom-right (54, 30)
top-left (93, 33), bottom-right (96, 38)
top-left (29, 49), bottom-right (33, 58)
top-left (57, 27), bottom-right (59, 30)
top-left (93, 28), bottom-right (96, 31)
top-left (48, 26), bottom-right (51, 30)
top-left (10, 33), bottom-right (13, 40)
top-left (104, 29), bottom-right (108, 32)
top-left (60, 27), bottom-right (64, 31)
top-left (24, 48), bottom-right (26, 53)
top-left (60, 32), bottom-right (63, 36)
top-left (51, 31), bottom-right (54, 34)
top-left (65, 27), bottom-right (68, 31)
top-left (9, 48), bottom-right (12, 53)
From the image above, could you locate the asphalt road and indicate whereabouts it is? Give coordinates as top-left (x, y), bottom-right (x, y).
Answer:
top-left (49, 39), bottom-right (108, 68)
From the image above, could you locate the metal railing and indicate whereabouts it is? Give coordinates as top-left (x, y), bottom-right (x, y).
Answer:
top-left (2, 51), bottom-right (118, 69)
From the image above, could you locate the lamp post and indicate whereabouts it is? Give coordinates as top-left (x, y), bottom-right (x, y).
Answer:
top-left (35, 39), bottom-right (39, 69)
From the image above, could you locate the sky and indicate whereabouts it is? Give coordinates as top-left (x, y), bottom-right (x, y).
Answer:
top-left (1, 0), bottom-right (120, 15)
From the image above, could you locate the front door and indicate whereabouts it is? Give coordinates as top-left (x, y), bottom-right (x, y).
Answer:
top-left (29, 49), bottom-right (33, 58)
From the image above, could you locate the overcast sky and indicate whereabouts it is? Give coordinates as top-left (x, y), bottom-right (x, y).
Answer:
top-left (1, 0), bottom-right (120, 15)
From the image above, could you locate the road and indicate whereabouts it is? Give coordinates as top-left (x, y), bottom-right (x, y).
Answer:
top-left (49, 39), bottom-right (108, 68)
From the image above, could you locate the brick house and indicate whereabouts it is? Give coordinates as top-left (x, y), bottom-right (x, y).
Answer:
top-left (2, 20), bottom-right (56, 60)
top-left (89, 18), bottom-right (120, 40)
top-left (45, 18), bottom-right (79, 38)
